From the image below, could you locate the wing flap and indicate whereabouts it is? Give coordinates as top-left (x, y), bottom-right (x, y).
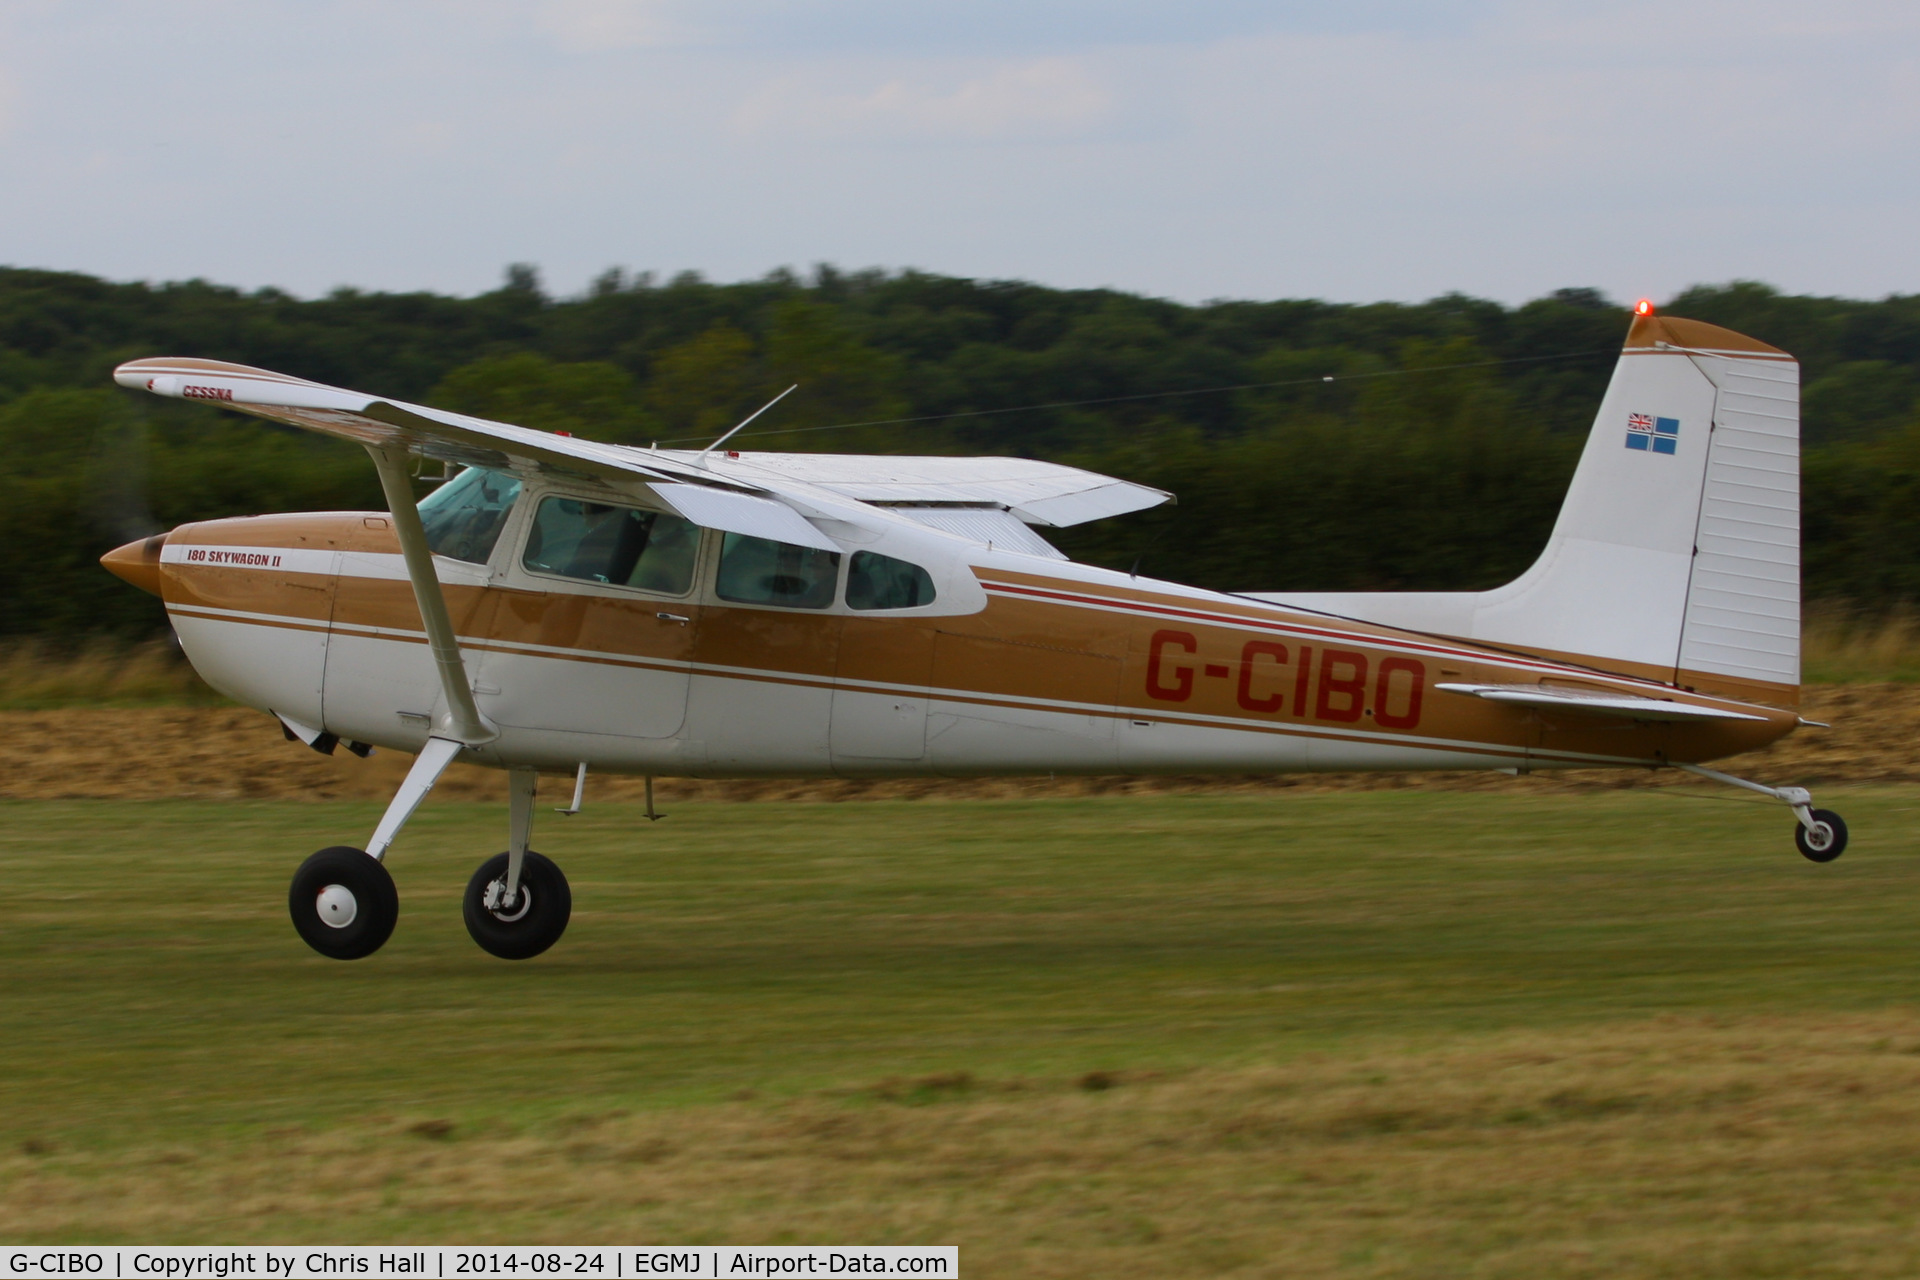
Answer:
top-left (650, 483), bottom-right (842, 552)
top-left (888, 507), bottom-right (1067, 558)
top-left (1435, 682), bottom-right (1767, 722)
top-left (690, 451), bottom-right (1173, 527)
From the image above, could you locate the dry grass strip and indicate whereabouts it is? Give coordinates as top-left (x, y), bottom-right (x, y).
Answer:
top-left (0, 682), bottom-right (1910, 803)
top-left (7, 1013), bottom-right (1920, 1275)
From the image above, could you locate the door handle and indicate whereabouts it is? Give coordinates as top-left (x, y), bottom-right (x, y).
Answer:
top-left (656, 612), bottom-right (690, 625)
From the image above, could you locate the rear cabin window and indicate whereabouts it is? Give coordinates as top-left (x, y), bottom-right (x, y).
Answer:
top-left (715, 533), bottom-right (840, 609)
top-left (418, 466), bottom-right (522, 564)
top-left (846, 551), bottom-right (937, 610)
top-left (521, 497), bottom-right (699, 594)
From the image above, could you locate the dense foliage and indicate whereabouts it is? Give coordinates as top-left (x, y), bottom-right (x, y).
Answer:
top-left (3, 264), bottom-right (1918, 638)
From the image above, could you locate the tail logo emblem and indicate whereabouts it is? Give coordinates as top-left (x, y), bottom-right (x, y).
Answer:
top-left (1626, 413), bottom-right (1680, 455)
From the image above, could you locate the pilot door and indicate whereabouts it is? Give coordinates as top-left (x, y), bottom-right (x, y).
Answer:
top-left (470, 491), bottom-right (697, 739)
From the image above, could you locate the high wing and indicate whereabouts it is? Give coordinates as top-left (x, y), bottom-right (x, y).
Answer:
top-left (1435, 683), bottom-right (1767, 723)
top-left (114, 357), bottom-right (838, 550)
top-left (111, 358), bottom-right (1171, 547)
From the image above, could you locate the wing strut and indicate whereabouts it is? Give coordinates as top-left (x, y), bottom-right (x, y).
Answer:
top-left (367, 444), bottom-right (497, 747)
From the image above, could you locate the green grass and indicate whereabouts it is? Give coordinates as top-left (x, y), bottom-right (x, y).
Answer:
top-left (6, 790), bottom-right (1920, 1269)
top-left (6, 789), bottom-right (1911, 1128)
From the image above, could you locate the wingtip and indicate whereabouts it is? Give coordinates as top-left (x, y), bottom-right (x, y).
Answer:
top-left (112, 358), bottom-right (165, 390)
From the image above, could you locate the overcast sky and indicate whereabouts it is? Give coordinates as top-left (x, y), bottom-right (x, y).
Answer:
top-left (1, 1), bottom-right (1915, 305)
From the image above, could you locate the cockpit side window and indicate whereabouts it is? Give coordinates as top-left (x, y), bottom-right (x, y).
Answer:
top-left (417, 466), bottom-right (523, 564)
top-left (715, 533), bottom-right (840, 609)
top-left (521, 496), bottom-right (699, 595)
top-left (846, 551), bottom-right (937, 610)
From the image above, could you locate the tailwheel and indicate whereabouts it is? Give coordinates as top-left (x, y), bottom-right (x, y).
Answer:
top-left (289, 846), bottom-right (398, 959)
top-left (1795, 809), bottom-right (1848, 863)
top-left (463, 851), bottom-right (572, 959)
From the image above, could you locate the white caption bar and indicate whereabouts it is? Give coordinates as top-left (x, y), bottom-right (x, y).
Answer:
top-left (2, 1251), bottom-right (956, 1280)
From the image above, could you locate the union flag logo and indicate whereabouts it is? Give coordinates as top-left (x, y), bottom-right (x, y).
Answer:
top-left (1625, 413), bottom-right (1679, 454)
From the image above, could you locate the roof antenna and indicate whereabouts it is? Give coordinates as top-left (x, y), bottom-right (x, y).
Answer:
top-left (697, 384), bottom-right (797, 466)
top-left (1129, 519), bottom-right (1171, 580)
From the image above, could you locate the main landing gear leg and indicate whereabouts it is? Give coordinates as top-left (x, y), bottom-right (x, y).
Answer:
top-left (1677, 763), bottom-right (1849, 863)
top-left (463, 767), bottom-right (572, 960)
top-left (288, 736), bottom-right (465, 959)
top-left (506, 767), bottom-right (535, 903)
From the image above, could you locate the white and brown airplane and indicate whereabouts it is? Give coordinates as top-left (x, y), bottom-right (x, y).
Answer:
top-left (101, 305), bottom-right (1839, 962)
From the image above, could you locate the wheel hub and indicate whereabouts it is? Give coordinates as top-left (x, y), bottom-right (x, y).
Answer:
top-left (315, 883), bottom-right (358, 929)
top-left (487, 879), bottom-right (533, 923)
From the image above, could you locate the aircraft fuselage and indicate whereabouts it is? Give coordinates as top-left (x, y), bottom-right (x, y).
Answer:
top-left (114, 508), bottom-right (1797, 781)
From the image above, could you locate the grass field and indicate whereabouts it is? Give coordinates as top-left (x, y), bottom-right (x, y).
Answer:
top-left (5, 790), bottom-right (1920, 1274)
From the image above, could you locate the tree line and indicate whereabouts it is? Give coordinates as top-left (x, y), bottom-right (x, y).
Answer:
top-left (3, 264), bottom-right (1918, 640)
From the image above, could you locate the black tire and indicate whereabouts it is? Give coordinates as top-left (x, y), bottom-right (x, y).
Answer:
top-left (1795, 809), bottom-right (1849, 863)
top-left (463, 851), bottom-right (571, 960)
top-left (289, 846), bottom-right (398, 959)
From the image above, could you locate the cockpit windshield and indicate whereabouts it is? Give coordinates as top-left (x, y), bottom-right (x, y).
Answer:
top-left (417, 466), bottom-right (523, 564)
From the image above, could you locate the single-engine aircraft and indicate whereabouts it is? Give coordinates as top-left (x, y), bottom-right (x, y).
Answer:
top-left (100, 306), bottom-right (1840, 961)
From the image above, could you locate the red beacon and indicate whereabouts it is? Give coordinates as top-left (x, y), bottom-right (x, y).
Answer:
top-left (1635, 298), bottom-right (1656, 317)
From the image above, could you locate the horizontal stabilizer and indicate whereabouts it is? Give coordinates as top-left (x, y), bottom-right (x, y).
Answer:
top-left (1435, 683), bottom-right (1767, 722)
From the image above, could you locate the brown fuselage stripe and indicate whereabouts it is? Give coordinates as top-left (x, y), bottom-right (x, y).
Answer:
top-left (169, 603), bottom-right (1652, 767)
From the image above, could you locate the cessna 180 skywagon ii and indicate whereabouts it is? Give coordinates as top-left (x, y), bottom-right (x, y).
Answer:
top-left (100, 305), bottom-right (1840, 961)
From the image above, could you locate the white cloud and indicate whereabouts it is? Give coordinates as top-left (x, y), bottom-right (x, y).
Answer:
top-left (535, 0), bottom-right (682, 51)
top-left (736, 57), bottom-right (1113, 142)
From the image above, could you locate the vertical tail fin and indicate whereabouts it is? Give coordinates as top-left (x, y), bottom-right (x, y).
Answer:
top-left (1257, 312), bottom-right (1802, 703)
